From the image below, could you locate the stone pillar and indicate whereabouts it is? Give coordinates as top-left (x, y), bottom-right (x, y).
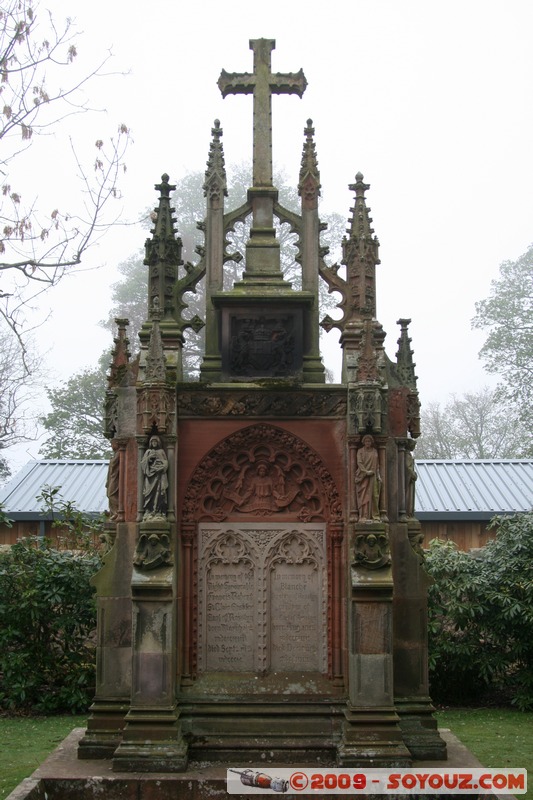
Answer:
top-left (299, 119), bottom-right (326, 383)
top-left (200, 121), bottom-right (227, 382)
top-left (386, 437), bottom-right (446, 759)
top-left (393, 528), bottom-right (446, 758)
top-left (338, 522), bottom-right (411, 766)
top-left (330, 522), bottom-right (344, 686)
top-left (180, 522), bottom-right (195, 686)
top-left (112, 520), bottom-right (188, 772)
top-left (78, 522), bottom-right (135, 758)
top-left (79, 373), bottom-right (138, 760)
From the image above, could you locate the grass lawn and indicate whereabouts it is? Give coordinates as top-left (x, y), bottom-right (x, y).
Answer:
top-left (437, 708), bottom-right (533, 799)
top-left (0, 710), bottom-right (531, 799)
top-left (0, 715), bottom-right (85, 800)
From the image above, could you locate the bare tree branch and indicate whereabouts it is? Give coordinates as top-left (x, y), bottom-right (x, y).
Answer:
top-left (0, 1), bottom-right (131, 472)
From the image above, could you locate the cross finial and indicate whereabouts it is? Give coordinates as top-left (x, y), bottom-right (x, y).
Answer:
top-left (218, 38), bottom-right (307, 187)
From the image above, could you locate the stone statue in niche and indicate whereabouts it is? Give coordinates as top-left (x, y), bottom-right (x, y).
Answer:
top-left (141, 434), bottom-right (169, 519)
top-left (106, 440), bottom-right (120, 522)
top-left (354, 434), bottom-right (381, 522)
top-left (405, 443), bottom-right (417, 518)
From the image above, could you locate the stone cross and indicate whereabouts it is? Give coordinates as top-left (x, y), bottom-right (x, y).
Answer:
top-left (218, 39), bottom-right (307, 187)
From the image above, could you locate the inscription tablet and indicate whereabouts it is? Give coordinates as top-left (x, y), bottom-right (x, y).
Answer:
top-left (198, 524), bottom-right (327, 674)
top-left (270, 562), bottom-right (319, 671)
top-left (205, 561), bottom-right (255, 670)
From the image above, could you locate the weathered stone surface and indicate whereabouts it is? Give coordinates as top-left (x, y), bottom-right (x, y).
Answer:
top-left (197, 524), bottom-right (327, 674)
top-left (74, 37), bottom-right (444, 774)
top-left (177, 388), bottom-right (346, 417)
top-left (9, 726), bottom-right (486, 799)
top-left (271, 560), bottom-right (320, 671)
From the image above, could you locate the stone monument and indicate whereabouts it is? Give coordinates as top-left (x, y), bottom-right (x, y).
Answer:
top-left (78, 38), bottom-right (446, 771)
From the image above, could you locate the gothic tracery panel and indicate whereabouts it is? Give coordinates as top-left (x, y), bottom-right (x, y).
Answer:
top-left (197, 524), bottom-right (327, 674)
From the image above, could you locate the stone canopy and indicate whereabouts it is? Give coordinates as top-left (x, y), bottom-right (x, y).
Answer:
top-left (78, 38), bottom-right (446, 772)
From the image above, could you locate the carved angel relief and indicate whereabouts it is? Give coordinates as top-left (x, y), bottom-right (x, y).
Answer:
top-left (183, 425), bottom-right (343, 524)
top-left (200, 446), bottom-right (322, 521)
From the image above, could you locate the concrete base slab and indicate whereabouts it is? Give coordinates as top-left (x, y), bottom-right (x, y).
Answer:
top-left (5, 727), bottom-right (518, 800)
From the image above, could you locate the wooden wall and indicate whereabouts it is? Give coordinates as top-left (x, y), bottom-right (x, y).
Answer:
top-left (421, 520), bottom-right (495, 551)
top-left (0, 521), bottom-right (100, 549)
top-left (0, 520), bottom-right (46, 546)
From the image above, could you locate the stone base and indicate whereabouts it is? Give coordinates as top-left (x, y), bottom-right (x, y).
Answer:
top-left (112, 707), bottom-right (188, 773)
top-left (396, 697), bottom-right (448, 760)
top-left (7, 726), bottom-right (503, 800)
top-left (77, 701), bottom-right (128, 759)
top-left (338, 708), bottom-right (412, 767)
top-left (112, 741), bottom-right (188, 773)
top-left (180, 672), bottom-right (342, 765)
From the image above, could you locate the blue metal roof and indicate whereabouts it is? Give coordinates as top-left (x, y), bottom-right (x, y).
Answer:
top-left (0, 460), bottom-right (109, 520)
top-left (415, 460), bottom-right (533, 520)
top-left (1, 459), bottom-right (532, 522)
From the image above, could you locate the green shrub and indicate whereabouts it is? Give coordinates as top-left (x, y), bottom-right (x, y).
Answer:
top-left (426, 512), bottom-right (533, 709)
top-left (0, 537), bottom-right (101, 714)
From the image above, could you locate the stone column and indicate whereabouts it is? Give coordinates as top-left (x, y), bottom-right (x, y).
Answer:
top-left (392, 440), bottom-right (447, 759)
top-left (330, 522), bottom-right (344, 686)
top-left (78, 381), bottom-right (137, 760)
top-left (338, 522), bottom-right (411, 766)
top-left (180, 522), bottom-right (195, 686)
top-left (112, 520), bottom-right (188, 772)
top-left (112, 430), bottom-right (188, 772)
top-left (78, 521), bottom-right (135, 759)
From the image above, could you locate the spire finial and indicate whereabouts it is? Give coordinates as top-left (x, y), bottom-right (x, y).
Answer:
top-left (143, 174), bottom-right (183, 321)
top-left (347, 172), bottom-right (375, 239)
top-left (395, 318), bottom-right (418, 390)
top-left (155, 173), bottom-right (174, 199)
top-left (107, 318), bottom-right (131, 388)
top-left (204, 118), bottom-right (228, 202)
top-left (298, 117), bottom-right (321, 205)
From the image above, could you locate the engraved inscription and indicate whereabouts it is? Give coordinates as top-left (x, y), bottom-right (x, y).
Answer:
top-left (270, 562), bottom-right (319, 670)
top-left (354, 602), bottom-right (389, 655)
top-left (206, 562), bottom-right (255, 670)
top-left (197, 524), bottom-right (327, 674)
top-left (221, 309), bottom-right (304, 379)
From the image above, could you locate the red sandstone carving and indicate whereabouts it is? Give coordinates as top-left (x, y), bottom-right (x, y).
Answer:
top-left (182, 425), bottom-right (342, 523)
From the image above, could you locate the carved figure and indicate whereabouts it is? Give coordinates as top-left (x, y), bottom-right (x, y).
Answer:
top-left (185, 427), bottom-right (341, 523)
top-left (134, 532), bottom-right (172, 569)
top-left (353, 531), bottom-right (390, 569)
top-left (354, 434), bottom-right (381, 522)
top-left (104, 392), bottom-right (118, 438)
top-left (225, 462), bottom-right (292, 514)
top-left (405, 447), bottom-right (417, 518)
top-left (106, 440), bottom-right (120, 521)
top-left (141, 435), bottom-right (169, 519)
top-left (408, 526), bottom-right (425, 564)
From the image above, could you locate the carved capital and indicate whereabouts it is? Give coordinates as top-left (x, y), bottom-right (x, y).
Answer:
top-left (352, 525), bottom-right (391, 570)
top-left (134, 523), bottom-right (173, 570)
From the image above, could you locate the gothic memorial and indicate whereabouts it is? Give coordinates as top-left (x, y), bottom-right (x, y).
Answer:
top-left (79, 38), bottom-right (446, 771)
